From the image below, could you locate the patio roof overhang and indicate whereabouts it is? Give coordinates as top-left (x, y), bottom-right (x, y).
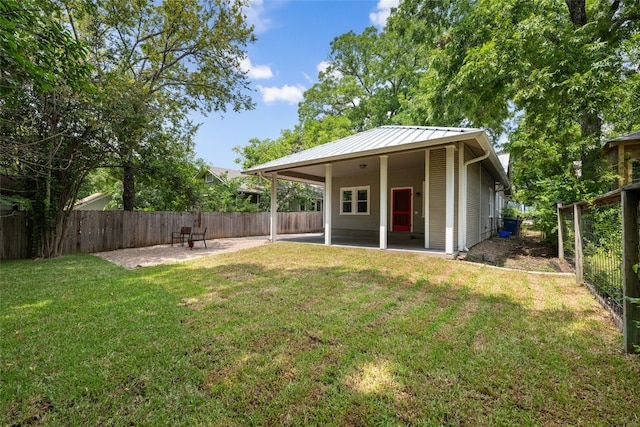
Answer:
top-left (241, 126), bottom-right (509, 187)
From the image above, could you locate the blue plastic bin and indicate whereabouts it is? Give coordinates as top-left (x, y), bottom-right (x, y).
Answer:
top-left (498, 230), bottom-right (511, 238)
top-left (502, 218), bottom-right (519, 234)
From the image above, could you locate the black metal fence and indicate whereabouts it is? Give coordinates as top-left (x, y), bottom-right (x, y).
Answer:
top-left (558, 184), bottom-right (640, 353)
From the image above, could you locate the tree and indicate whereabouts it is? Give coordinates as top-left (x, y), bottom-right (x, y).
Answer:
top-left (1, 0), bottom-right (100, 258)
top-left (388, 0), bottom-right (639, 237)
top-left (64, 0), bottom-right (255, 210)
top-left (298, 27), bottom-right (425, 132)
top-left (82, 118), bottom-right (206, 211)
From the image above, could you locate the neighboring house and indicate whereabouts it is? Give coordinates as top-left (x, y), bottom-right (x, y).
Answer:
top-left (243, 125), bottom-right (509, 255)
top-left (604, 130), bottom-right (640, 189)
top-left (198, 165), bottom-right (323, 211)
top-left (198, 166), bottom-right (263, 205)
top-left (0, 175), bottom-right (32, 211)
top-left (73, 193), bottom-right (113, 211)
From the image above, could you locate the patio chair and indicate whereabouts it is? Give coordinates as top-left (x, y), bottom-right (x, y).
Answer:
top-left (189, 227), bottom-right (208, 249)
top-left (171, 226), bottom-right (191, 246)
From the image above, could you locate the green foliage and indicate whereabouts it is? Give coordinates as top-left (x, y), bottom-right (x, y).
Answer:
top-left (0, 0), bottom-right (101, 257)
top-left (66, 0), bottom-right (256, 210)
top-left (501, 205), bottom-right (524, 219)
top-left (0, 0), bottom-right (92, 93)
top-left (297, 26), bottom-right (424, 131)
top-left (198, 172), bottom-right (259, 213)
top-left (387, 0), bottom-right (639, 237)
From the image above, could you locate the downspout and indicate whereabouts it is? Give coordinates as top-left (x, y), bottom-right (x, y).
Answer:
top-left (461, 148), bottom-right (491, 252)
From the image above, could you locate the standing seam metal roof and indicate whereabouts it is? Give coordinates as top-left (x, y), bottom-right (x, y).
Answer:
top-left (244, 125), bottom-right (483, 173)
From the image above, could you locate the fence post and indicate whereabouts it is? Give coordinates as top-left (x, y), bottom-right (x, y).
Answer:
top-left (574, 204), bottom-right (583, 285)
top-left (557, 203), bottom-right (564, 260)
top-left (621, 189), bottom-right (640, 354)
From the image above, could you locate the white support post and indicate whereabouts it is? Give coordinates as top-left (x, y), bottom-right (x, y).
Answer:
top-left (270, 173), bottom-right (278, 242)
top-left (324, 164), bottom-right (332, 246)
top-left (424, 149), bottom-right (430, 249)
top-left (445, 145), bottom-right (455, 254)
top-left (458, 142), bottom-right (466, 251)
top-left (380, 155), bottom-right (388, 249)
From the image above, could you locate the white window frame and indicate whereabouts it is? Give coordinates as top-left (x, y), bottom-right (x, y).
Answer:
top-left (205, 173), bottom-right (215, 183)
top-left (340, 186), bottom-right (370, 215)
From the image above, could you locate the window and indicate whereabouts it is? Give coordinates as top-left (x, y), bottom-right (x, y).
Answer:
top-left (205, 173), bottom-right (215, 183)
top-left (340, 186), bottom-right (370, 215)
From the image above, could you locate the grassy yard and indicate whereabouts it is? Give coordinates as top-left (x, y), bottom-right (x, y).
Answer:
top-left (1, 243), bottom-right (638, 426)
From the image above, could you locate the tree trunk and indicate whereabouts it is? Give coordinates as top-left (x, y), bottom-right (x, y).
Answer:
top-left (566, 0), bottom-right (603, 181)
top-left (565, 0), bottom-right (587, 26)
top-left (123, 158), bottom-right (135, 211)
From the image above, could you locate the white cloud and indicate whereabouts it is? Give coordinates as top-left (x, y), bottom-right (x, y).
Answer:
top-left (302, 72), bottom-right (313, 84)
top-left (317, 60), bottom-right (342, 80)
top-left (317, 61), bottom-right (331, 74)
top-left (244, 0), bottom-right (272, 34)
top-left (258, 84), bottom-right (306, 105)
top-left (240, 57), bottom-right (273, 80)
top-left (369, 0), bottom-right (400, 28)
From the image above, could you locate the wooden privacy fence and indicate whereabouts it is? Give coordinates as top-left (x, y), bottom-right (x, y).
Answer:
top-left (557, 183), bottom-right (640, 354)
top-left (0, 210), bottom-right (324, 261)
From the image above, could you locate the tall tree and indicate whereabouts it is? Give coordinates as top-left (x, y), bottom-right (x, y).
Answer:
top-left (64, 0), bottom-right (255, 210)
top-left (1, 0), bottom-right (100, 258)
top-left (389, 0), bottom-right (639, 235)
top-left (298, 27), bottom-right (425, 132)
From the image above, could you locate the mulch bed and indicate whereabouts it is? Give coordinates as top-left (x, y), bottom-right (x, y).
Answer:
top-left (462, 228), bottom-right (574, 273)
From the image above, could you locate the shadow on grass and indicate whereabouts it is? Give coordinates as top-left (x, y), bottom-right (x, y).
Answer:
top-left (1, 250), bottom-right (637, 426)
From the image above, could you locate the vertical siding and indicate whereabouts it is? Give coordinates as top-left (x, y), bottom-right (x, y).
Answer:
top-left (480, 169), bottom-right (494, 240)
top-left (429, 149), bottom-right (446, 250)
top-left (467, 161), bottom-right (481, 248)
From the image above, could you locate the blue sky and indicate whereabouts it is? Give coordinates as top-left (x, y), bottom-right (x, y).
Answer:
top-left (192, 0), bottom-right (399, 169)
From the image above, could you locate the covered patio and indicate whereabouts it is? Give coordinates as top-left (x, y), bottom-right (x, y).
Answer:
top-left (243, 126), bottom-right (509, 255)
top-left (277, 232), bottom-right (455, 258)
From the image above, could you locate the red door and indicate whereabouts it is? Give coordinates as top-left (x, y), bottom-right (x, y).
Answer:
top-left (392, 189), bottom-right (411, 232)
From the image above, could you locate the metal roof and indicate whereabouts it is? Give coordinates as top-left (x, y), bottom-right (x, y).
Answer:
top-left (243, 125), bottom-right (509, 186)
top-left (245, 126), bottom-right (484, 172)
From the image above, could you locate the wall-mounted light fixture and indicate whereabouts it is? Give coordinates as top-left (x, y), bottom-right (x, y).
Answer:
top-left (359, 164), bottom-right (367, 169)
top-left (415, 191), bottom-right (421, 197)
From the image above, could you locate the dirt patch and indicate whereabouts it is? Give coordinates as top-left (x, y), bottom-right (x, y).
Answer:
top-left (462, 228), bottom-right (573, 273)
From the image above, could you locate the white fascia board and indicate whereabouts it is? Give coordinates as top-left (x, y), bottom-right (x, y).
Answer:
top-left (242, 131), bottom-right (485, 177)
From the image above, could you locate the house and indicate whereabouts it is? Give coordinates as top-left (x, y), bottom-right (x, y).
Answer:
top-left (198, 166), bottom-right (262, 204)
top-left (604, 130), bottom-right (640, 189)
top-left (0, 175), bottom-right (32, 211)
top-left (242, 125), bottom-right (509, 255)
top-left (73, 192), bottom-right (113, 211)
top-left (198, 165), bottom-right (323, 212)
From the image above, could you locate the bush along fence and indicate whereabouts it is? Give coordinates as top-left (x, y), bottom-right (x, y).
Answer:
top-left (0, 210), bottom-right (324, 261)
top-left (558, 183), bottom-right (640, 354)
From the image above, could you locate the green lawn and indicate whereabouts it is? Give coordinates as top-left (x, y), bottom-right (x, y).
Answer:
top-left (1, 243), bottom-right (638, 426)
